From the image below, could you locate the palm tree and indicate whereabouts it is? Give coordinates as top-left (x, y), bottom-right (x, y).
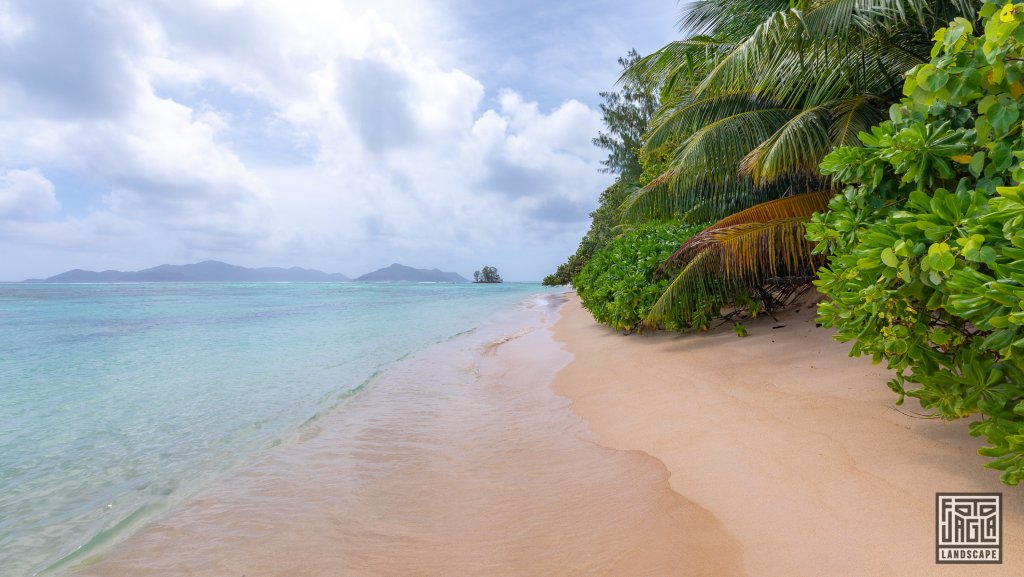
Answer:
top-left (627, 0), bottom-right (977, 327)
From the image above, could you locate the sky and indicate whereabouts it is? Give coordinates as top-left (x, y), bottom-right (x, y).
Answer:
top-left (0, 0), bottom-right (681, 281)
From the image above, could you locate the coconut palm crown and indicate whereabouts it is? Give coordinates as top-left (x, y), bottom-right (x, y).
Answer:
top-left (626, 0), bottom-right (978, 326)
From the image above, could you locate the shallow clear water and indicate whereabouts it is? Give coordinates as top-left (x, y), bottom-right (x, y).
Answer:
top-left (0, 282), bottom-right (555, 576)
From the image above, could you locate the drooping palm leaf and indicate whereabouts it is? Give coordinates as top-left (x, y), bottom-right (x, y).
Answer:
top-left (740, 105), bottom-right (834, 184)
top-left (627, 37), bottom-right (734, 93)
top-left (737, 96), bottom-right (887, 183)
top-left (830, 94), bottom-right (885, 146)
top-left (646, 192), bottom-right (831, 327)
top-left (659, 190), bottom-right (831, 270)
top-left (646, 217), bottom-right (821, 327)
top-left (645, 248), bottom-right (728, 330)
top-left (695, 190), bottom-right (833, 232)
top-left (626, 106), bottom-right (801, 221)
top-left (622, 172), bottom-right (780, 224)
top-left (680, 0), bottom-right (792, 38)
top-left (672, 108), bottom-right (799, 176)
top-left (645, 90), bottom-right (775, 149)
top-left (715, 216), bottom-right (822, 280)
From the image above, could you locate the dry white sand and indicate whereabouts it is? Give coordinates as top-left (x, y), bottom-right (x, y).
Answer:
top-left (552, 293), bottom-right (1023, 576)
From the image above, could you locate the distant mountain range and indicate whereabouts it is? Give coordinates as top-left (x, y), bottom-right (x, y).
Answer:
top-left (355, 263), bottom-right (469, 283)
top-left (25, 261), bottom-right (351, 283)
top-left (23, 260), bottom-right (471, 283)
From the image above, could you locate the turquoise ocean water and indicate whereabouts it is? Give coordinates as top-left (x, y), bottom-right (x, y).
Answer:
top-left (0, 282), bottom-right (555, 576)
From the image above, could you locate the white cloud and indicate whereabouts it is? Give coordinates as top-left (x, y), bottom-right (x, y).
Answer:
top-left (0, 168), bottom-right (59, 221)
top-left (0, 0), bottom-right (629, 280)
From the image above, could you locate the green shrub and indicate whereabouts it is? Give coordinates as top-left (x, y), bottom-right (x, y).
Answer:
top-left (808, 5), bottom-right (1024, 484)
top-left (575, 221), bottom-right (708, 332)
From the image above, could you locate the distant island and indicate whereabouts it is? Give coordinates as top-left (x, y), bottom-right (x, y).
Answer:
top-left (22, 261), bottom-right (474, 284)
top-left (355, 263), bottom-right (468, 283)
top-left (24, 261), bottom-right (352, 283)
top-left (473, 266), bottom-right (502, 284)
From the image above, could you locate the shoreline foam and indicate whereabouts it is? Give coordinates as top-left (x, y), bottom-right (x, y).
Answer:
top-left (551, 292), bottom-right (1024, 576)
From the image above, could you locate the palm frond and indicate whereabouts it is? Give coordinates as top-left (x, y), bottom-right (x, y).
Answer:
top-left (798, 0), bottom-right (930, 36)
top-left (645, 216), bottom-right (822, 327)
top-left (692, 10), bottom-right (794, 99)
top-left (713, 216), bottom-right (822, 281)
top-left (679, 0), bottom-right (792, 39)
top-left (740, 105), bottom-right (834, 184)
top-left (645, 90), bottom-right (775, 149)
top-left (625, 37), bottom-right (734, 91)
top-left (830, 94), bottom-right (885, 146)
top-left (622, 173), bottom-right (778, 223)
top-left (737, 95), bottom-right (886, 183)
top-left (659, 191), bottom-right (832, 271)
top-left (626, 108), bottom-right (800, 221)
top-left (672, 108), bottom-right (797, 175)
top-left (645, 248), bottom-right (728, 329)
top-left (687, 2), bottom-right (938, 109)
top-left (701, 190), bottom-right (833, 230)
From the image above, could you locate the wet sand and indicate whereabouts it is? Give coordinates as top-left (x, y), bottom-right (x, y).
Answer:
top-left (552, 293), bottom-right (1023, 576)
top-left (73, 297), bottom-right (739, 576)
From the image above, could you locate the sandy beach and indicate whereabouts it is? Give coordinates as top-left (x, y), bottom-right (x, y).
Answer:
top-left (65, 292), bottom-right (1022, 576)
top-left (553, 293), bottom-right (1023, 576)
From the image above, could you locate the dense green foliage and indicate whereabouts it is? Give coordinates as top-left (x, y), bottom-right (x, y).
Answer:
top-left (808, 4), bottom-right (1024, 484)
top-left (575, 222), bottom-right (708, 332)
top-left (473, 266), bottom-right (502, 283)
top-left (606, 0), bottom-right (977, 329)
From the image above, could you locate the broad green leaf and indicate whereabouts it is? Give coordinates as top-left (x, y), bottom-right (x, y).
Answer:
top-left (918, 64), bottom-right (950, 92)
top-left (970, 151), bottom-right (987, 176)
top-left (992, 141), bottom-right (1014, 171)
top-left (881, 247), bottom-right (899, 267)
top-left (986, 97), bottom-right (1020, 132)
